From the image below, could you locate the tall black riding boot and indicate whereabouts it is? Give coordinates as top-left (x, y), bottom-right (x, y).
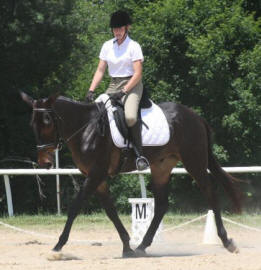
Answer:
top-left (129, 121), bottom-right (149, 171)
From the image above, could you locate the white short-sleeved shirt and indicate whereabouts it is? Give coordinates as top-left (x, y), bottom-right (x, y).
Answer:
top-left (99, 35), bottom-right (144, 78)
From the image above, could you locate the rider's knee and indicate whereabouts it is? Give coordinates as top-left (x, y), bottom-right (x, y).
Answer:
top-left (125, 116), bottom-right (137, 127)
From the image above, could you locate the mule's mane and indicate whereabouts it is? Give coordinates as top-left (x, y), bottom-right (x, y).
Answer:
top-left (56, 96), bottom-right (89, 106)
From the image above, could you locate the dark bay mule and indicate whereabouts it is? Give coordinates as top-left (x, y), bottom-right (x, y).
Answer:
top-left (21, 92), bottom-right (242, 256)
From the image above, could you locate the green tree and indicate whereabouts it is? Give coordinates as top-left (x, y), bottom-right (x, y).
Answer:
top-left (0, 0), bottom-right (83, 160)
top-left (132, 0), bottom-right (261, 164)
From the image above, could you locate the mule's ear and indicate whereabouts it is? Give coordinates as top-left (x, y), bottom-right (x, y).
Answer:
top-left (20, 91), bottom-right (34, 107)
top-left (46, 92), bottom-right (60, 106)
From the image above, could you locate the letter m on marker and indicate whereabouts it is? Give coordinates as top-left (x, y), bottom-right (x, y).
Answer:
top-left (135, 203), bottom-right (147, 219)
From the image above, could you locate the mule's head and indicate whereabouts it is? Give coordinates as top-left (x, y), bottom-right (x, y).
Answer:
top-left (21, 92), bottom-right (60, 169)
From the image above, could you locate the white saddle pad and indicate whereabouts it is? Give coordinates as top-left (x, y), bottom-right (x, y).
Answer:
top-left (95, 94), bottom-right (170, 148)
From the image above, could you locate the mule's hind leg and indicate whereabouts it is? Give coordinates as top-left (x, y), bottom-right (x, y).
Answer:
top-left (136, 161), bottom-right (174, 255)
top-left (208, 175), bottom-right (239, 253)
top-left (96, 181), bottom-right (135, 258)
top-left (135, 183), bottom-right (169, 256)
top-left (184, 164), bottom-right (238, 253)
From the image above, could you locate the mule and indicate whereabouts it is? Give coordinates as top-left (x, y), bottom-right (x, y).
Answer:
top-left (21, 92), bottom-right (242, 257)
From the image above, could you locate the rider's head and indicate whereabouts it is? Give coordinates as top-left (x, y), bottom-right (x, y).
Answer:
top-left (110, 10), bottom-right (132, 28)
top-left (110, 11), bottom-right (131, 44)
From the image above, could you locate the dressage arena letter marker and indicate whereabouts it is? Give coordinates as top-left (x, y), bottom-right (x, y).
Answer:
top-left (128, 198), bottom-right (163, 245)
top-left (136, 203), bottom-right (147, 219)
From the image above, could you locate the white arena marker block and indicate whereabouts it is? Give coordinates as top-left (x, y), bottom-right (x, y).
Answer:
top-left (128, 198), bottom-right (163, 245)
top-left (203, 210), bottom-right (221, 245)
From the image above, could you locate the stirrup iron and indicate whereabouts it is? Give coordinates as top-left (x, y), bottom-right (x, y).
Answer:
top-left (136, 156), bottom-right (149, 171)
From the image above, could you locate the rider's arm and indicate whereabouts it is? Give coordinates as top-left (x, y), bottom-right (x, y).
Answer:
top-left (122, 60), bottom-right (142, 93)
top-left (88, 60), bottom-right (107, 92)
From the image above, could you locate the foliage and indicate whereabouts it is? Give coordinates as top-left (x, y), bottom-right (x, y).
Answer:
top-left (132, 0), bottom-right (261, 164)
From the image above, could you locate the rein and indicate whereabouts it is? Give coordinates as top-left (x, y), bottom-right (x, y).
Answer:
top-left (33, 101), bottom-right (110, 151)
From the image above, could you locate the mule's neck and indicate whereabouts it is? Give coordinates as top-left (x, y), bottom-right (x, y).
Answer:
top-left (53, 97), bottom-right (98, 143)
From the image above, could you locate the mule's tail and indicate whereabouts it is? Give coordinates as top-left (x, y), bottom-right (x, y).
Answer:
top-left (205, 121), bottom-right (243, 213)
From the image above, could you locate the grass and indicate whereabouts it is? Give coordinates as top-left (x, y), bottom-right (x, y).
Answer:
top-left (0, 213), bottom-right (124, 231)
top-left (1, 211), bottom-right (261, 231)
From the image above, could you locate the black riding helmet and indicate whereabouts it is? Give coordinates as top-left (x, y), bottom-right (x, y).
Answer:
top-left (110, 10), bottom-right (132, 28)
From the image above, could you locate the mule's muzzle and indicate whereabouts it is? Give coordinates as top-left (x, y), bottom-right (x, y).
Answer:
top-left (38, 150), bottom-right (55, 169)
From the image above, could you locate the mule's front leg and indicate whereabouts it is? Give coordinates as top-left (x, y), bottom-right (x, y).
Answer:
top-left (96, 181), bottom-right (136, 258)
top-left (53, 177), bottom-right (98, 251)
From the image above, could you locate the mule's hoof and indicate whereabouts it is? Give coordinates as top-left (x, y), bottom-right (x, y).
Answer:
top-left (226, 238), bottom-right (239, 253)
top-left (135, 248), bottom-right (147, 257)
top-left (47, 251), bottom-right (62, 261)
top-left (52, 246), bottom-right (62, 252)
top-left (122, 249), bottom-right (136, 258)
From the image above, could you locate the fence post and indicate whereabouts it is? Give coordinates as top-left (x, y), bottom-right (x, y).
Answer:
top-left (55, 150), bottom-right (61, 215)
top-left (138, 174), bottom-right (147, 198)
top-left (3, 175), bottom-right (14, 216)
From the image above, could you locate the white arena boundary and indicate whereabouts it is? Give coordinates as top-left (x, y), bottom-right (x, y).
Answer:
top-left (1, 210), bottom-right (261, 246)
top-left (1, 166), bottom-right (261, 216)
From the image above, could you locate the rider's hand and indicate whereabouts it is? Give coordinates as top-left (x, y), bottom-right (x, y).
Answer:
top-left (111, 91), bottom-right (125, 101)
top-left (85, 91), bottom-right (95, 103)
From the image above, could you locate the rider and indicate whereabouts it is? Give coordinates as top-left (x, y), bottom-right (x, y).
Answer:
top-left (85, 10), bottom-right (149, 171)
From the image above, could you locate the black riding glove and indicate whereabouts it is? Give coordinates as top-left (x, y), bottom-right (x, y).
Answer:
top-left (85, 91), bottom-right (95, 103)
top-left (111, 91), bottom-right (125, 101)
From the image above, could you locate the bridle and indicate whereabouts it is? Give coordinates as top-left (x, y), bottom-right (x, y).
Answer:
top-left (33, 108), bottom-right (63, 152)
top-left (33, 101), bottom-right (108, 152)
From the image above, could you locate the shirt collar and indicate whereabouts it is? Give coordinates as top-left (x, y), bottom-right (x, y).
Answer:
top-left (113, 35), bottom-right (130, 47)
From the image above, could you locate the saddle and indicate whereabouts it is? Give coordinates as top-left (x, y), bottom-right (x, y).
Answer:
top-left (111, 87), bottom-right (152, 143)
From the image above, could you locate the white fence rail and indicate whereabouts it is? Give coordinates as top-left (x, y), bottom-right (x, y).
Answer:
top-left (1, 166), bottom-right (261, 217)
top-left (1, 166), bottom-right (261, 175)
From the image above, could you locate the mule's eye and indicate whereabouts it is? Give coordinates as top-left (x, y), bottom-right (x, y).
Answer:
top-left (43, 112), bottom-right (52, 125)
